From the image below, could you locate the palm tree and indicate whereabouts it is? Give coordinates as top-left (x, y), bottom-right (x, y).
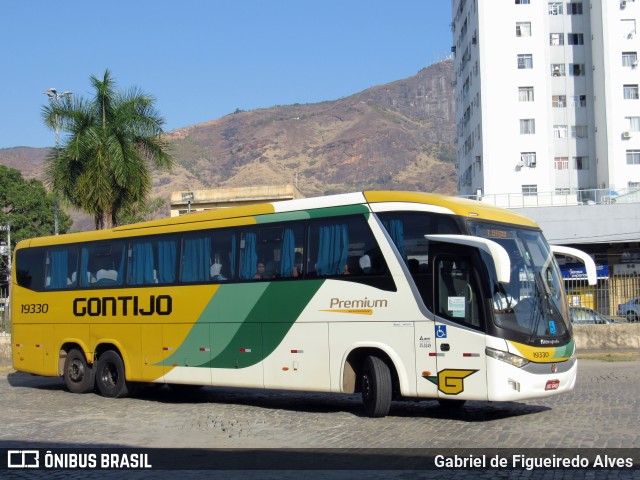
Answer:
top-left (42, 69), bottom-right (173, 229)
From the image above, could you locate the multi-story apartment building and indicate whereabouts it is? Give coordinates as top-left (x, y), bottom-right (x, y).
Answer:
top-left (452, 0), bottom-right (640, 201)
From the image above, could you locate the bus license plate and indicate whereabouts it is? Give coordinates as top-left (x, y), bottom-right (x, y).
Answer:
top-left (545, 380), bottom-right (560, 391)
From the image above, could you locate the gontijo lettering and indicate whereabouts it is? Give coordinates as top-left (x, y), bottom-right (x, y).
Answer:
top-left (72, 295), bottom-right (172, 317)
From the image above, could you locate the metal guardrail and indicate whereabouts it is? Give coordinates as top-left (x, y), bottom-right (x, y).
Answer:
top-left (461, 188), bottom-right (640, 208)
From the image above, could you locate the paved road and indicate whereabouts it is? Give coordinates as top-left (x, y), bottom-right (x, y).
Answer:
top-left (0, 358), bottom-right (639, 479)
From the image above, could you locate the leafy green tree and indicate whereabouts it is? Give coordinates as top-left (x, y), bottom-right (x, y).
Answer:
top-left (42, 69), bottom-right (173, 230)
top-left (0, 165), bottom-right (72, 247)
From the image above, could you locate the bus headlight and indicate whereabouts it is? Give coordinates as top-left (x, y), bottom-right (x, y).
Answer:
top-left (485, 347), bottom-right (530, 368)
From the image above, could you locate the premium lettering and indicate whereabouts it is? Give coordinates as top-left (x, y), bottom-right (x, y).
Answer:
top-left (329, 297), bottom-right (388, 309)
top-left (73, 295), bottom-right (172, 317)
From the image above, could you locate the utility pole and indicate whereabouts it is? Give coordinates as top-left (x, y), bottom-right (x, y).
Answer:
top-left (0, 224), bottom-right (9, 331)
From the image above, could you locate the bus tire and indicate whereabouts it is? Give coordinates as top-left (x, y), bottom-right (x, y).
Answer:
top-left (95, 350), bottom-right (130, 398)
top-left (63, 348), bottom-right (95, 394)
top-left (360, 355), bottom-right (392, 418)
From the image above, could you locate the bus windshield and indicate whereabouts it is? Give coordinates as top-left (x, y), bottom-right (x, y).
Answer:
top-left (468, 220), bottom-right (570, 343)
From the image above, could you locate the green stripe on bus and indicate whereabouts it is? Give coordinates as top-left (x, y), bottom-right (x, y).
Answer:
top-left (255, 205), bottom-right (369, 225)
top-left (553, 340), bottom-right (575, 359)
top-left (158, 280), bottom-right (324, 369)
top-left (307, 205), bottom-right (370, 219)
top-left (255, 211), bottom-right (311, 223)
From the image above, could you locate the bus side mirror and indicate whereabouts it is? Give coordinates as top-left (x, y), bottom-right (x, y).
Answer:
top-left (425, 234), bottom-right (511, 284)
top-left (550, 245), bottom-right (597, 286)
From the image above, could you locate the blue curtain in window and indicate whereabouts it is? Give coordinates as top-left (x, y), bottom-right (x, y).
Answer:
top-left (128, 242), bottom-right (155, 285)
top-left (115, 248), bottom-right (125, 286)
top-left (182, 236), bottom-right (211, 282)
top-left (49, 249), bottom-right (68, 288)
top-left (230, 235), bottom-right (237, 278)
top-left (240, 233), bottom-right (257, 279)
top-left (80, 248), bottom-right (90, 287)
top-left (317, 224), bottom-right (348, 276)
top-left (383, 219), bottom-right (406, 260)
top-left (157, 239), bottom-right (177, 283)
top-left (280, 228), bottom-right (295, 278)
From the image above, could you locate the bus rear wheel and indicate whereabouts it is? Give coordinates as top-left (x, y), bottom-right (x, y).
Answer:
top-left (96, 350), bottom-right (131, 398)
top-left (63, 348), bottom-right (95, 394)
top-left (360, 355), bottom-right (392, 417)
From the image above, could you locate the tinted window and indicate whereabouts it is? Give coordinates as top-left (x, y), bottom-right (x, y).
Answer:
top-left (45, 246), bottom-right (79, 289)
top-left (239, 223), bottom-right (304, 280)
top-left (16, 248), bottom-right (45, 290)
top-left (307, 215), bottom-right (388, 278)
top-left (79, 242), bottom-right (126, 288)
top-left (180, 229), bottom-right (237, 283)
top-left (127, 236), bottom-right (178, 286)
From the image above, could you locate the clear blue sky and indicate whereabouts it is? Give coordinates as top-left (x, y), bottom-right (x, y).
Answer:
top-left (0, 1), bottom-right (452, 149)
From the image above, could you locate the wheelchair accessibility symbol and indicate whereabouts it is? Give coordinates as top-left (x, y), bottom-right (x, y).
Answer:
top-left (436, 325), bottom-right (447, 339)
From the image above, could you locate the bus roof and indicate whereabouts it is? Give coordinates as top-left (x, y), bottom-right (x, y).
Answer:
top-left (20, 190), bottom-right (539, 248)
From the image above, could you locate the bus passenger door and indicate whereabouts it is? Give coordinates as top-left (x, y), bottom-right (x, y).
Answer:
top-left (431, 248), bottom-right (488, 401)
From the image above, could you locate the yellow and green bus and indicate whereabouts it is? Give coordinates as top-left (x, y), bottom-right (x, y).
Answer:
top-left (11, 191), bottom-right (595, 417)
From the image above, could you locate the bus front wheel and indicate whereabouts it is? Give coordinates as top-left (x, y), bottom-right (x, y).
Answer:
top-left (360, 356), bottom-right (392, 417)
top-left (96, 350), bottom-right (131, 398)
top-left (63, 348), bottom-right (95, 394)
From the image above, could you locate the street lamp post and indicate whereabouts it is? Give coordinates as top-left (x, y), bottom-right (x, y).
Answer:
top-left (43, 88), bottom-right (72, 235)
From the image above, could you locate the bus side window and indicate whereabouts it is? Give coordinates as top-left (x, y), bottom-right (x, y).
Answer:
top-left (181, 233), bottom-right (212, 283)
top-left (308, 215), bottom-right (388, 279)
top-left (238, 223), bottom-right (304, 281)
top-left (45, 247), bottom-right (78, 289)
top-left (128, 236), bottom-right (177, 286)
top-left (210, 229), bottom-right (236, 282)
top-left (79, 242), bottom-right (125, 288)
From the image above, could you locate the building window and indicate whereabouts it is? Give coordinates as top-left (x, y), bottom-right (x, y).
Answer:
top-left (553, 125), bottom-right (568, 138)
top-left (521, 152), bottom-right (537, 167)
top-left (555, 188), bottom-right (570, 195)
top-left (567, 2), bottom-right (583, 14)
top-left (550, 33), bottom-right (564, 46)
top-left (516, 0), bottom-right (531, 4)
top-left (624, 84), bottom-right (640, 100)
top-left (518, 54), bottom-right (533, 69)
top-left (522, 185), bottom-right (538, 196)
top-left (569, 64), bottom-right (585, 76)
top-left (552, 95), bottom-right (567, 107)
top-left (548, 2), bottom-right (563, 14)
top-left (520, 119), bottom-right (536, 134)
top-left (519, 86), bottom-right (535, 102)
top-left (622, 52), bottom-right (638, 67)
top-left (571, 94), bottom-right (587, 107)
top-left (554, 157), bottom-right (569, 170)
top-left (572, 125), bottom-right (588, 138)
top-left (626, 116), bottom-right (640, 131)
top-left (574, 156), bottom-right (589, 170)
top-left (627, 150), bottom-right (640, 165)
top-left (567, 33), bottom-right (584, 45)
top-left (629, 181), bottom-right (640, 191)
top-left (551, 64), bottom-right (566, 76)
top-left (516, 22), bottom-right (532, 37)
